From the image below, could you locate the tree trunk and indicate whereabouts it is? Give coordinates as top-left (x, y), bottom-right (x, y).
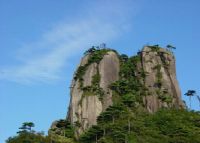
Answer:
top-left (112, 116), bottom-right (115, 124)
top-left (125, 135), bottom-right (128, 143)
top-left (128, 119), bottom-right (131, 134)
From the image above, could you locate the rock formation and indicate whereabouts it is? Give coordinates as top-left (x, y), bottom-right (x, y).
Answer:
top-left (67, 50), bottom-right (120, 137)
top-left (65, 46), bottom-right (185, 137)
top-left (140, 47), bottom-right (185, 112)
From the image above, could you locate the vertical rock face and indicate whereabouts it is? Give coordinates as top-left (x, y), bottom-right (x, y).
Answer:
top-left (140, 47), bottom-right (185, 112)
top-left (67, 51), bottom-right (120, 137)
top-left (99, 52), bottom-right (120, 110)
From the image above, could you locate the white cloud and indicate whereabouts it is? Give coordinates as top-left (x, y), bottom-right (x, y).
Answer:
top-left (0, 0), bottom-right (137, 84)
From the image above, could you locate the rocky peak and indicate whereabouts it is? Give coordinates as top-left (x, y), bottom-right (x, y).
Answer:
top-left (67, 49), bottom-right (120, 137)
top-left (140, 46), bottom-right (185, 112)
top-left (65, 46), bottom-right (185, 138)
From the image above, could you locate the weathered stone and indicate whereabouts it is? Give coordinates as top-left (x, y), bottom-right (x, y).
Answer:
top-left (67, 51), bottom-right (120, 137)
top-left (99, 51), bottom-right (120, 110)
top-left (141, 47), bottom-right (184, 112)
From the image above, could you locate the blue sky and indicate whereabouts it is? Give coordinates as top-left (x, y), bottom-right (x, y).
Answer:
top-left (0, 0), bottom-right (200, 142)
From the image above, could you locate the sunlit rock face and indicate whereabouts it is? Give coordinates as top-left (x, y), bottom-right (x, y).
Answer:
top-left (67, 51), bottom-right (119, 137)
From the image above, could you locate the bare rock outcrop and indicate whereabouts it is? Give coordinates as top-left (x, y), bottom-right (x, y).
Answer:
top-left (67, 51), bottom-right (120, 137)
top-left (99, 51), bottom-right (120, 110)
top-left (140, 47), bottom-right (185, 112)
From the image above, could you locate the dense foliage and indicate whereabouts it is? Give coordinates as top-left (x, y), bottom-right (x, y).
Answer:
top-left (7, 109), bottom-right (200, 143)
top-left (79, 108), bottom-right (200, 143)
top-left (109, 53), bottom-right (146, 106)
top-left (51, 120), bottom-right (74, 138)
top-left (6, 121), bottom-right (77, 143)
top-left (6, 122), bottom-right (51, 143)
top-left (6, 132), bottom-right (50, 143)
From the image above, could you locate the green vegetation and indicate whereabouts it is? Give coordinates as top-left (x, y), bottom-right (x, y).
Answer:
top-left (50, 119), bottom-right (77, 142)
top-left (6, 132), bottom-right (50, 143)
top-left (159, 52), bottom-right (170, 69)
top-left (81, 71), bottom-right (104, 100)
top-left (74, 46), bottom-right (113, 88)
top-left (52, 120), bottom-right (75, 138)
top-left (6, 122), bottom-right (51, 143)
top-left (119, 55), bottom-right (140, 79)
top-left (109, 53), bottom-right (151, 110)
top-left (92, 73), bottom-right (101, 86)
top-left (158, 93), bottom-right (173, 103)
top-left (79, 108), bottom-right (200, 143)
top-left (8, 109), bottom-right (200, 143)
top-left (153, 64), bottom-right (162, 88)
top-left (153, 64), bottom-right (173, 104)
top-left (87, 49), bottom-right (109, 64)
top-left (149, 44), bottom-right (161, 52)
top-left (166, 44), bottom-right (176, 53)
top-left (74, 66), bottom-right (87, 86)
top-left (75, 46), bottom-right (117, 102)
top-left (82, 85), bottom-right (104, 100)
top-left (18, 122), bottom-right (35, 133)
top-left (148, 44), bottom-right (175, 58)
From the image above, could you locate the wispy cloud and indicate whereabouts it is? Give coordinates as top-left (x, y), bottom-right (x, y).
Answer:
top-left (0, 0), bottom-right (138, 84)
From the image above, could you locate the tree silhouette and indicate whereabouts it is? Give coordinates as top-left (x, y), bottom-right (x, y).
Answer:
top-left (184, 90), bottom-right (196, 109)
top-left (79, 125), bottom-right (103, 143)
top-left (166, 44), bottom-right (176, 53)
top-left (197, 95), bottom-right (200, 107)
top-left (107, 105), bottom-right (124, 124)
top-left (18, 122), bottom-right (35, 133)
top-left (26, 122), bottom-right (35, 131)
top-left (84, 46), bottom-right (96, 55)
top-left (120, 54), bottom-right (129, 62)
top-left (123, 107), bottom-right (134, 134)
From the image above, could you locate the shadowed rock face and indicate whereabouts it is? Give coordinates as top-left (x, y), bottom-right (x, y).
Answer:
top-left (140, 47), bottom-right (185, 112)
top-left (67, 51), bottom-right (120, 137)
top-left (66, 47), bottom-right (185, 137)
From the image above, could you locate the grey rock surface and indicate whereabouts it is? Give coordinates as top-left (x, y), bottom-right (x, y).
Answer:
top-left (99, 51), bottom-right (120, 110)
top-left (141, 47), bottom-right (184, 112)
top-left (67, 51), bottom-right (120, 137)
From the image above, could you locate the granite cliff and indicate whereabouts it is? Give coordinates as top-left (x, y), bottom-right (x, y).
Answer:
top-left (64, 46), bottom-right (185, 138)
top-left (67, 50), bottom-right (120, 137)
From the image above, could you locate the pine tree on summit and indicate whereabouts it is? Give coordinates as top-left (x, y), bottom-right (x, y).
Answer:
top-left (166, 44), bottom-right (176, 53)
top-left (185, 90), bottom-right (196, 109)
top-left (18, 122), bottom-right (35, 133)
top-left (27, 122), bottom-right (35, 131)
